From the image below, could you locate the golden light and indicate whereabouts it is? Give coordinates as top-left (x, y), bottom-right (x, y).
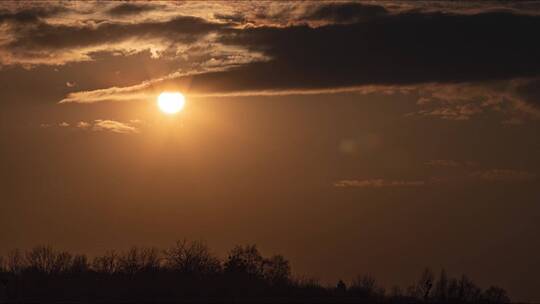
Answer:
top-left (157, 92), bottom-right (185, 114)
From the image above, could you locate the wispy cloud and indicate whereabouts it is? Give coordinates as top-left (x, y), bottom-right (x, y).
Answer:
top-left (91, 120), bottom-right (138, 134)
top-left (470, 169), bottom-right (536, 182)
top-left (76, 121), bottom-right (90, 129)
top-left (334, 179), bottom-right (425, 188)
top-left (404, 79), bottom-right (540, 122)
top-left (337, 162), bottom-right (536, 189)
top-left (425, 160), bottom-right (478, 168)
top-left (42, 119), bottom-right (139, 134)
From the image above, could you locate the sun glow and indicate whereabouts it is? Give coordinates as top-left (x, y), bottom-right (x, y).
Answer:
top-left (157, 92), bottom-right (185, 114)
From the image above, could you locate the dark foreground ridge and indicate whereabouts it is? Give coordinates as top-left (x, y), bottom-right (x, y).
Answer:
top-left (0, 241), bottom-right (510, 303)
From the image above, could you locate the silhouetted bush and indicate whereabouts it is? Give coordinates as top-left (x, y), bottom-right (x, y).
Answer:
top-left (0, 242), bottom-right (511, 303)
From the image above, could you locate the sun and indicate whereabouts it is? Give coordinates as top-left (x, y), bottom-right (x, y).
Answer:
top-left (157, 92), bottom-right (185, 114)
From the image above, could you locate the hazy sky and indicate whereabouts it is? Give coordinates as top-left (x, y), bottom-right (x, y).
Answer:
top-left (1, 1), bottom-right (539, 301)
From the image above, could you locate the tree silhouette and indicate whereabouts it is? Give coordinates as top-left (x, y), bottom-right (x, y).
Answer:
top-left (433, 268), bottom-right (449, 302)
top-left (458, 274), bottom-right (482, 302)
top-left (6, 249), bottom-right (24, 275)
top-left (350, 274), bottom-right (385, 299)
top-left (417, 267), bottom-right (435, 301)
top-left (224, 244), bottom-right (265, 278)
top-left (25, 245), bottom-right (72, 275)
top-left (483, 286), bottom-right (510, 304)
top-left (263, 254), bottom-right (291, 286)
top-left (390, 285), bottom-right (404, 300)
top-left (117, 246), bottom-right (160, 275)
top-left (0, 243), bottom-right (513, 303)
top-left (69, 254), bottom-right (89, 275)
top-left (336, 279), bottom-right (347, 296)
top-left (92, 250), bottom-right (119, 274)
top-left (163, 240), bottom-right (221, 276)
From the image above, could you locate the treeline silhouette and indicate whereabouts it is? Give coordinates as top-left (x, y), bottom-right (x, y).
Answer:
top-left (0, 241), bottom-right (510, 303)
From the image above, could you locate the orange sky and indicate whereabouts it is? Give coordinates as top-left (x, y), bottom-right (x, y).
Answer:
top-left (1, 1), bottom-right (539, 301)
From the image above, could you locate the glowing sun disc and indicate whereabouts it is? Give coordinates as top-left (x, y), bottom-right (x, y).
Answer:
top-left (157, 92), bottom-right (185, 114)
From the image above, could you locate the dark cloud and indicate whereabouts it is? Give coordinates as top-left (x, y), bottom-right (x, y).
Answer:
top-left (173, 10), bottom-right (540, 95)
top-left (516, 79), bottom-right (540, 108)
top-left (107, 3), bottom-right (160, 16)
top-left (8, 16), bottom-right (226, 51)
top-left (4, 2), bottom-right (538, 109)
top-left (54, 3), bottom-right (540, 114)
top-left (213, 12), bottom-right (247, 24)
top-left (303, 2), bottom-right (388, 23)
top-left (0, 6), bottom-right (67, 24)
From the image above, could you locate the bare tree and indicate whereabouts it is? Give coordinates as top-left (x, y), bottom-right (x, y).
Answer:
top-left (118, 247), bottom-right (161, 275)
top-left (350, 274), bottom-right (385, 298)
top-left (138, 247), bottom-right (161, 272)
top-left (407, 284), bottom-right (419, 298)
top-left (416, 267), bottom-right (434, 301)
top-left (6, 249), bottom-right (25, 275)
top-left (25, 245), bottom-right (73, 275)
top-left (336, 279), bottom-right (347, 295)
top-left (447, 277), bottom-right (460, 301)
top-left (351, 274), bottom-right (375, 296)
top-left (433, 268), bottom-right (448, 302)
top-left (224, 244), bottom-right (264, 278)
top-left (163, 240), bottom-right (220, 276)
top-left (0, 243), bottom-right (514, 303)
top-left (70, 254), bottom-right (89, 274)
top-left (291, 275), bottom-right (327, 296)
top-left (263, 254), bottom-right (291, 285)
top-left (458, 274), bottom-right (481, 302)
top-left (483, 286), bottom-right (510, 304)
top-left (292, 275), bottom-right (321, 289)
top-left (92, 250), bottom-right (119, 274)
top-left (390, 285), bottom-right (403, 299)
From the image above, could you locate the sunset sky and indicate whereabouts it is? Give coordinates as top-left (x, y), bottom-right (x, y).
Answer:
top-left (1, 1), bottom-right (539, 301)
